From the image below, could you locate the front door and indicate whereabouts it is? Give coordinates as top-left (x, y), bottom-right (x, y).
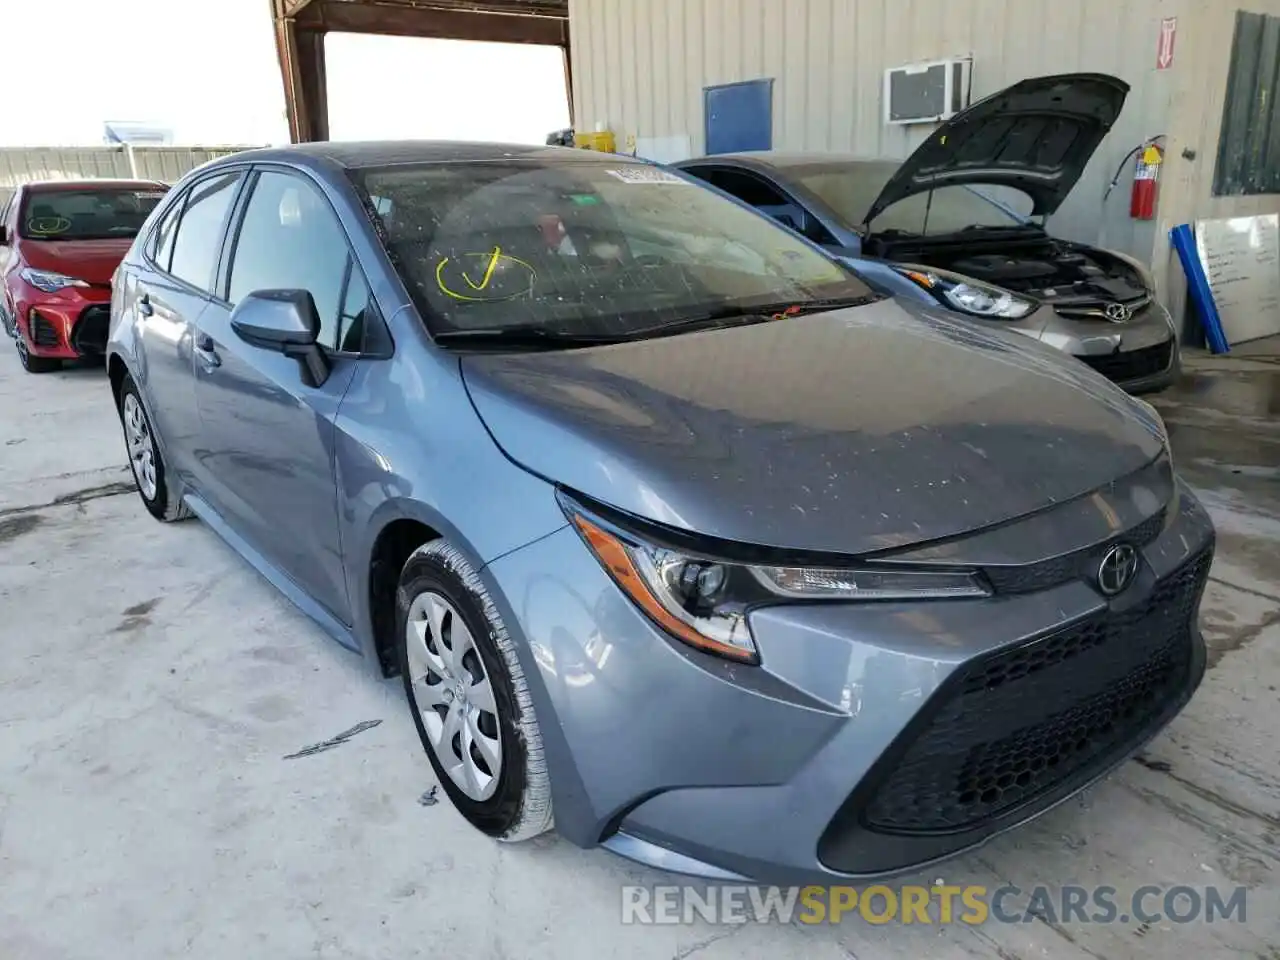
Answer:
top-left (192, 169), bottom-right (360, 624)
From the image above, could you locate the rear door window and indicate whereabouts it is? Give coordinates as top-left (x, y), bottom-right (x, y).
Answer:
top-left (168, 172), bottom-right (241, 292)
top-left (687, 166), bottom-right (836, 244)
top-left (148, 197), bottom-right (184, 272)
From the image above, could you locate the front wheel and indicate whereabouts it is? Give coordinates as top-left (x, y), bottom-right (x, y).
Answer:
top-left (117, 375), bottom-right (191, 522)
top-left (16, 337), bottom-right (60, 373)
top-left (397, 540), bottom-right (553, 841)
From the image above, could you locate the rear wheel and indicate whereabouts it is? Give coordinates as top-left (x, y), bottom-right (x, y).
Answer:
top-left (397, 540), bottom-right (553, 841)
top-left (117, 375), bottom-right (191, 522)
top-left (16, 337), bottom-right (60, 374)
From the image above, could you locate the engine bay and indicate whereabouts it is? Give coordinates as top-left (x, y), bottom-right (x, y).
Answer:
top-left (871, 233), bottom-right (1149, 304)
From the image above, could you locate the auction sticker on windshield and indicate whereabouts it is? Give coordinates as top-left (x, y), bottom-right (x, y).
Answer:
top-left (606, 168), bottom-right (689, 185)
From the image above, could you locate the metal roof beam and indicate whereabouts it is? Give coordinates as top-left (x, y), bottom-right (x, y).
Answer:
top-left (271, 0), bottom-right (571, 143)
top-left (299, 1), bottom-right (568, 45)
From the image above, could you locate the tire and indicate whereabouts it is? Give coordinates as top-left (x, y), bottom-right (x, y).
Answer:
top-left (116, 374), bottom-right (192, 523)
top-left (397, 540), bottom-right (552, 841)
top-left (16, 337), bottom-right (60, 374)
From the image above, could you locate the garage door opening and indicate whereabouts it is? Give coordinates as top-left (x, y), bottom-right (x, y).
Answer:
top-left (324, 33), bottom-right (570, 143)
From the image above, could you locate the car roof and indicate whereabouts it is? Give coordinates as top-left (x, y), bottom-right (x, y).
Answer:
top-left (20, 178), bottom-right (167, 193)
top-left (220, 141), bottom-right (637, 170)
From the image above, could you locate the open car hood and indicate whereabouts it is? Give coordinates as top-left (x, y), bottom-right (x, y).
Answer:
top-left (864, 73), bottom-right (1130, 224)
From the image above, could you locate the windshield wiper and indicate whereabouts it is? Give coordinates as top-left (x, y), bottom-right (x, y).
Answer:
top-left (434, 294), bottom-right (883, 349)
top-left (747, 293), bottom-right (883, 317)
top-left (625, 295), bottom-right (883, 337)
top-left (432, 326), bottom-right (631, 349)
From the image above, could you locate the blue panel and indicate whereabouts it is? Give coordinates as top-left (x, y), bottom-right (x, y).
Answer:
top-left (1170, 224), bottom-right (1230, 354)
top-left (704, 79), bottom-right (773, 155)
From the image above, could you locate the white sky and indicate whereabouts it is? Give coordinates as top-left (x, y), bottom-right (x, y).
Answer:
top-left (0, 0), bottom-right (570, 147)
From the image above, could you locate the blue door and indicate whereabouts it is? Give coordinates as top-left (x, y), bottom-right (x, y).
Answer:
top-left (704, 79), bottom-right (774, 155)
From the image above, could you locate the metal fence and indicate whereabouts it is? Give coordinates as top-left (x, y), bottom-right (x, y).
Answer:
top-left (0, 145), bottom-right (257, 204)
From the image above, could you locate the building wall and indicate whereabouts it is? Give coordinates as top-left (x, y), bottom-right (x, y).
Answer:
top-left (570, 0), bottom-right (1280, 323)
top-left (1154, 0), bottom-right (1280, 330)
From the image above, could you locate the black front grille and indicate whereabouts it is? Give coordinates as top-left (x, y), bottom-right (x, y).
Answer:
top-left (28, 310), bottom-right (61, 348)
top-left (983, 507), bottom-right (1168, 595)
top-left (1080, 340), bottom-right (1173, 383)
top-left (859, 547), bottom-right (1212, 835)
top-left (72, 305), bottom-right (110, 356)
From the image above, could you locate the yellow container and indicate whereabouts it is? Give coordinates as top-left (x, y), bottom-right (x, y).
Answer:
top-left (574, 130), bottom-right (617, 153)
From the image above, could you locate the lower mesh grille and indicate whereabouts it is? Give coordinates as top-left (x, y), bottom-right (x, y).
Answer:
top-left (1080, 340), bottom-right (1173, 382)
top-left (29, 311), bottom-right (61, 348)
top-left (858, 547), bottom-right (1212, 835)
top-left (72, 305), bottom-right (110, 355)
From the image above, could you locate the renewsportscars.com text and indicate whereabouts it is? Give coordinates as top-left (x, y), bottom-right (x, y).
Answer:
top-left (621, 883), bottom-right (1247, 926)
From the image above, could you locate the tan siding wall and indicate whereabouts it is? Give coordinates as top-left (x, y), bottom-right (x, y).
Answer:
top-left (571, 0), bottom-right (1183, 263)
top-left (1155, 0), bottom-right (1280, 327)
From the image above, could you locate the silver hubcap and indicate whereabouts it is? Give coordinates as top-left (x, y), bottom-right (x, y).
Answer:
top-left (122, 394), bottom-right (158, 500)
top-left (405, 591), bottom-right (503, 801)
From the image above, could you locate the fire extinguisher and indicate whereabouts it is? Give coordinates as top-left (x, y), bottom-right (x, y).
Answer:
top-left (1129, 140), bottom-right (1164, 220)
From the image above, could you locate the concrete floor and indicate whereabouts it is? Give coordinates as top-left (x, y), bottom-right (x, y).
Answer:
top-left (1, 343), bottom-right (1277, 960)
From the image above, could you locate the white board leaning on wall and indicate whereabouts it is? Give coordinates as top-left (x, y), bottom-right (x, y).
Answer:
top-left (1194, 214), bottom-right (1280, 346)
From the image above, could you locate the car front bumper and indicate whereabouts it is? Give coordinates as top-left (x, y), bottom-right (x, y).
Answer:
top-left (482, 476), bottom-right (1215, 885)
top-left (1021, 301), bottom-right (1180, 394)
top-left (10, 282), bottom-right (113, 359)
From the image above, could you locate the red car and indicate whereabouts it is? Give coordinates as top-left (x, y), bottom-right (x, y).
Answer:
top-left (1, 179), bottom-right (167, 373)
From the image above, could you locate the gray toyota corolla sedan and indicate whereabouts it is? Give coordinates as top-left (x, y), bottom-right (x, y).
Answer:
top-left (107, 141), bottom-right (1214, 884)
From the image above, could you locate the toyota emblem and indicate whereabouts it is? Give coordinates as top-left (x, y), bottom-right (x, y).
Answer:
top-left (1104, 302), bottom-right (1132, 323)
top-left (1097, 543), bottom-right (1139, 596)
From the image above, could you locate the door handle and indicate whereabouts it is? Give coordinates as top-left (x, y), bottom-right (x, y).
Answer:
top-left (137, 293), bottom-right (153, 317)
top-left (195, 332), bottom-right (221, 369)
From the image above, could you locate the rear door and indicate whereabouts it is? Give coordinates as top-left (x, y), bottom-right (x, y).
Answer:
top-left (127, 170), bottom-right (244, 484)
top-left (192, 167), bottom-right (362, 623)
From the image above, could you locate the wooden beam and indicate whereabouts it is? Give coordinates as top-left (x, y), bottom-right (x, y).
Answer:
top-left (273, 4), bottom-right (314, 143)
top-left (296, 29), bottom-right (330, 141)
top-left (306, 2), bottom-right (568, 46)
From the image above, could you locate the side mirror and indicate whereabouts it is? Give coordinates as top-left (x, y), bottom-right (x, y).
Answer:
top-left (230, 289), bottom-right (330, 387)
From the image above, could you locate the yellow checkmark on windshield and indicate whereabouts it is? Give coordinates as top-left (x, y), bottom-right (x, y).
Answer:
top-left (462, 246), bottom-right (503, 291)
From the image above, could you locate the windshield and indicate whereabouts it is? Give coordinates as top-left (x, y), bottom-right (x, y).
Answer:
top-left (790, 161), bottom-right (1034, 235)
top-left (19, 188), bottom-right (166, 241)
top-left (354, 160), bottom-right (874, 338)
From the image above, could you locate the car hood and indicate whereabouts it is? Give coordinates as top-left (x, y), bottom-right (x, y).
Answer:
top-left (19, 237), bottom-right (133, 285)
top-left (864, 73), bottom-right (1130, 223)
top-left (459, 299), bottom-right (1163, 555)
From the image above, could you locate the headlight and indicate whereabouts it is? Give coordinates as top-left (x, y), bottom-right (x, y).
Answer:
top-left (563, 497), bottom-right (989, 664)
top-left (20, 268), bottom-right (89, 294)
top-left (896, 267), bottom-right (1035, 320)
